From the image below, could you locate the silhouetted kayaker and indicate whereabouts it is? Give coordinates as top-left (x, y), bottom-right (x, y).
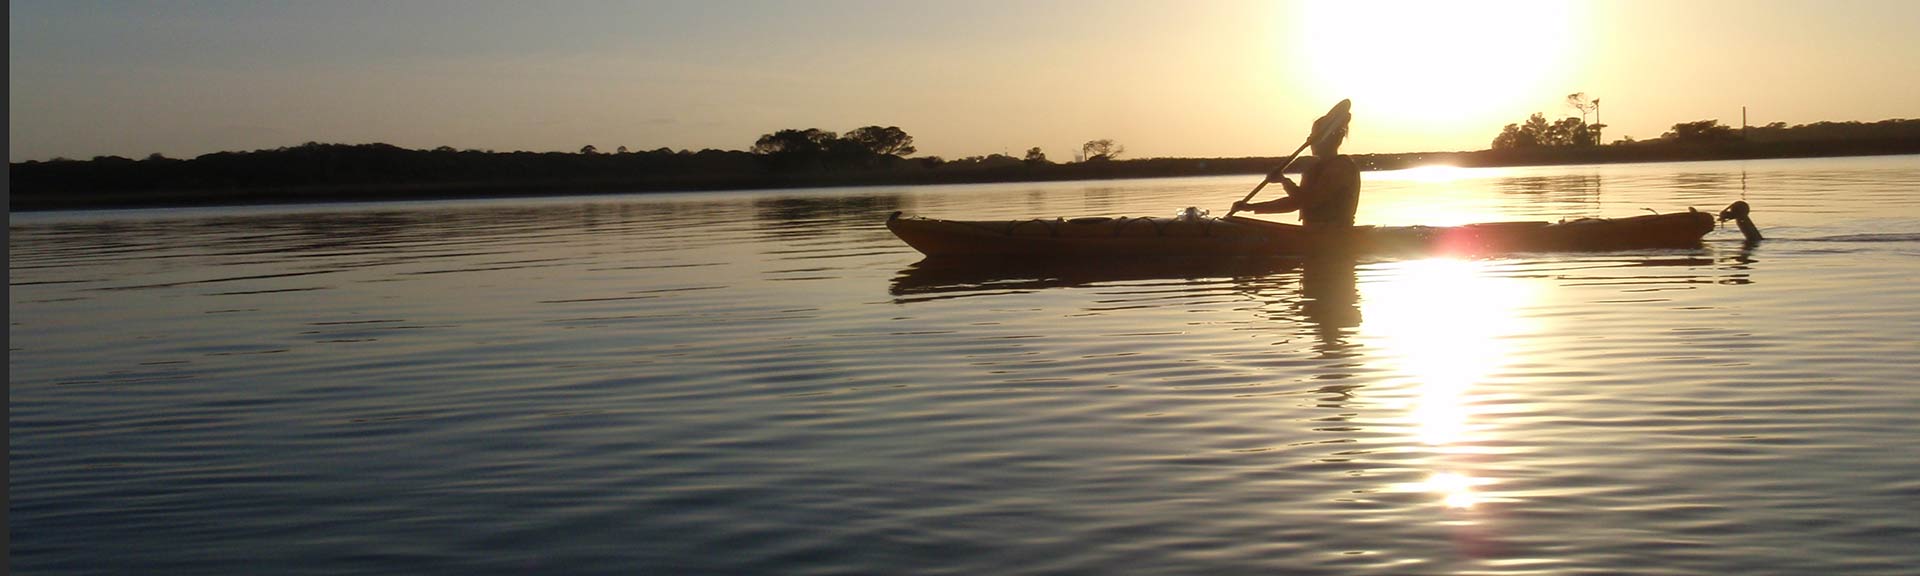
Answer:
top-left (1232, 110), bottom-right (1360, 227)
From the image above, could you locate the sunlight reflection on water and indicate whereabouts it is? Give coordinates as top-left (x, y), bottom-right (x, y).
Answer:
top-left (1361, 259), bottom-right (1536, 515)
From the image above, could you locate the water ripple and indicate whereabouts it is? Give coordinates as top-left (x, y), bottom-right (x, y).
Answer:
top-left (12, 158), bottom-right (1920, 575)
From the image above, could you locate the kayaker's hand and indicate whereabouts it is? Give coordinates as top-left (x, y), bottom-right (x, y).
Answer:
top-left (1232, 200), bottom-right (1254, 213)
top-left (1265, 168), bottom-right (1292, 184)
top-left (1274, 175), bottom-right (1301, 196)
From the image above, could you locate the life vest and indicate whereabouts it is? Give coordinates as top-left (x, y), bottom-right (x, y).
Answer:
top-left (1299, 156), bottom-right (1360, 226)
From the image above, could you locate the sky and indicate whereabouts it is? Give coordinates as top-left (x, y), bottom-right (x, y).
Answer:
top-left (10, 0), bottom-right (1920, 162)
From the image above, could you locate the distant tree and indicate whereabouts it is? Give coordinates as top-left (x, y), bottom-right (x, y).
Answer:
top-left (751, 128), bottom-right (837, 156)
top-left (1566, 92), bottom-right (1595, 125)
top-left (1023, 147), bottom-right (1049, 164)
top-left (580, 145), bottom-right (599, 155)
top-left (1547, 117), bottom-right (1593, 147)
top-left (948, 154), bottom-right (1022, 168)
top-left (1492, 113), bottom-right (1549, 149)
top-left (617, 145), bottom-right (630, 154)
top-left (1543, 120), bottom-right (1572, 147)
top-left (146, 152), bottom-right (171, 161)
top-left (1567, 92), bottom-right (1602, 143)
top-left (432, 146), bottom-right (457, 153)
top-left (1493, 112), bottom-right (1599, 149)
top-left (821, 137), bottom-right (877, 169)
top-left (1524, 114), bottom-right (1551, 143)
top-left (844, 126), bottom-right (916, 157)
top-left (1081, 139), bottom-right (1124, 161)
top-left (1492, 123), bottom-right (1532, 149)
top-left (1663, 120), bottom-right (1739, 143)
top-left (751, 128), bottom-right (844, 171)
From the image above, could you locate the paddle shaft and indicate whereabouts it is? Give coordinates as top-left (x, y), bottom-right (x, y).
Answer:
top-left (1223, 138), bottom-right (1313, 218)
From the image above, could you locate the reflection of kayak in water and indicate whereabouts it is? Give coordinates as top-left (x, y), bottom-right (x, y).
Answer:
top-left (888, 255), bottom-right (1305, 297)
top-left (887, 205), bottom-right (1737, 258)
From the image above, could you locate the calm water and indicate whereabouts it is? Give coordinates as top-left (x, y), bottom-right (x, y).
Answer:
top-left (11, 156), bottom-right (1920, 575)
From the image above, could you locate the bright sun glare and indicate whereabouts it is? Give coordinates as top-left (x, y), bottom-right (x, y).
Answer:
top-left (1294, 0), bottom-right (1584, 144)
top-left (1364, 258), bottom-right (1539, 509)
top-left (1364, 258), bottom-right (1536, 440)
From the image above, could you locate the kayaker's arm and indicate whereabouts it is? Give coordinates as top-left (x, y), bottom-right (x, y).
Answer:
top-left (1236, 172), bottom-right (1309, 214)
top-left (1264, 167), bottom-right (1304, 196)
top-left (1233, 195), bottom-right (1304, 214)
top-left (1239, 158), bottom-right (1362, 216)
top-left (1276, 175), bottom-right (1304, 197)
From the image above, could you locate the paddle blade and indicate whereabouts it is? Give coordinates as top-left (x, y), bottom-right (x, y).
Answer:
top-left (1311, 99), bottom-right (1353, 144)
top-left (1327, 98), bottom-right (1352, 119)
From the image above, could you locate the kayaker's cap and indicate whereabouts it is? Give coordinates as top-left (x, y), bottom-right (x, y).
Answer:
top-left (1313, 100), bottom-right (1352, 144)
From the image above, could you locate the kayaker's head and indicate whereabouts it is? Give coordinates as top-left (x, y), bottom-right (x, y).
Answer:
top-left (1310, 110), bottom-right (1350, 157)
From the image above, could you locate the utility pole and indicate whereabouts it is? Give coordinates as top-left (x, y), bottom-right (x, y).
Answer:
top-left (1743, 106), bottom-right (1749, 139)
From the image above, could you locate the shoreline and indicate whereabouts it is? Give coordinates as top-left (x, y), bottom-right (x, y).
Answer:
top-left (13, 145), bottom-right (1920, 213)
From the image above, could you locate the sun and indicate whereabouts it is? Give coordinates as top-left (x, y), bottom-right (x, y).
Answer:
top-left (1289, 0), bottom-right (1589, 149)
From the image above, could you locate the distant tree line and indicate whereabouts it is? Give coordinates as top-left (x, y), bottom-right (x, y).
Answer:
top-left (1475, 116), bottom-right (1920, 167)
top-left (8, 126), bottom-right (1155, 209)
top-left (12, 142), bottom-right (763, 198)
top-left (1494, 89), bottom-right (1920, 151)
top-left (13, 116), bottom-right (1920, 210)
top-left (1631, 118), bottom-right (1920, 146)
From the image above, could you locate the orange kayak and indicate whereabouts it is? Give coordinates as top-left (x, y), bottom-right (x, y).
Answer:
top-left (887, 209), bottom-right (1718, 258)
